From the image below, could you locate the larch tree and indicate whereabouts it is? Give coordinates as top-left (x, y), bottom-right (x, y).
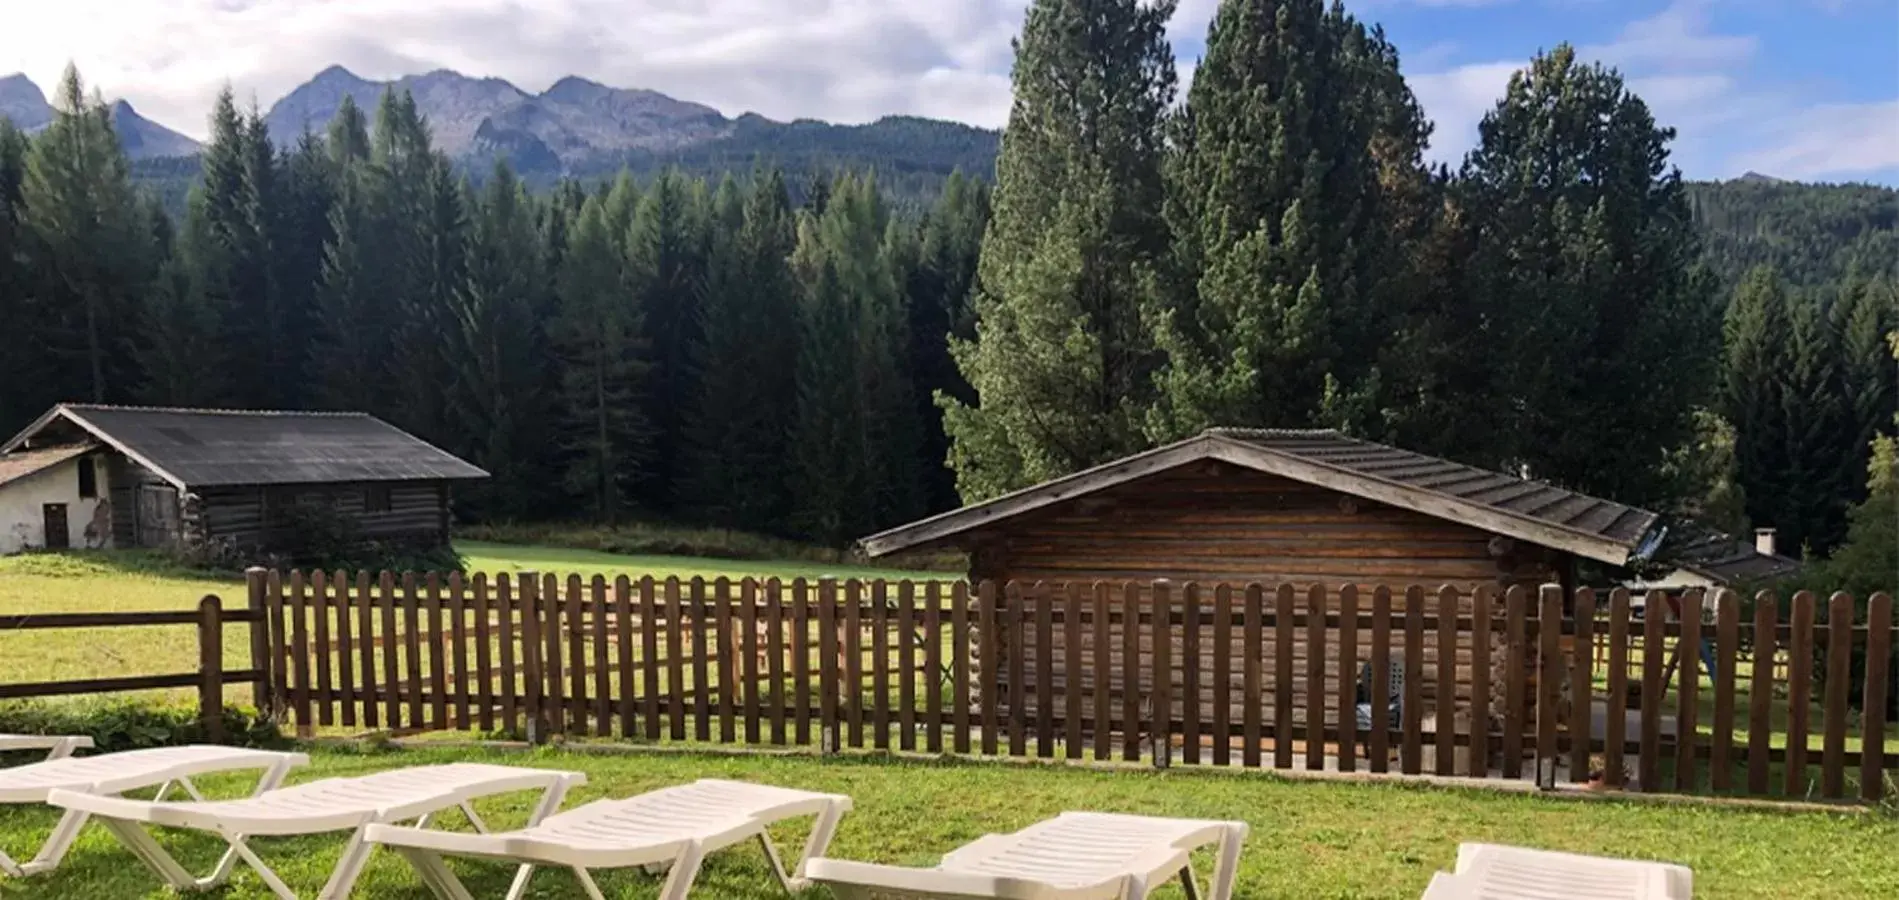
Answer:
top-left (941, 0), bottom-right (1179, 502)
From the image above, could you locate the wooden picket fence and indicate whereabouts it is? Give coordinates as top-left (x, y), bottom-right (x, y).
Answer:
top-left (244, 569), bottom-right (1897, 804)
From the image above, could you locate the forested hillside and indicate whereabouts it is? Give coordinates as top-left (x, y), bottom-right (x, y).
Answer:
top-left (3, 0), bottom-right (1895, 582)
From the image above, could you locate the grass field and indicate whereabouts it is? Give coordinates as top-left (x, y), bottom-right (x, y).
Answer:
top-left (0, 745), bottom-right (1892, 899)
top-left (0, 542), bottom-right (928, 694)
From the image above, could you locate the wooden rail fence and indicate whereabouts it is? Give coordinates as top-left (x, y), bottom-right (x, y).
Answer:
top-left (240, 569), bottom-right (1896, 804)
top-left (0, 596), bottom-right (261, 742)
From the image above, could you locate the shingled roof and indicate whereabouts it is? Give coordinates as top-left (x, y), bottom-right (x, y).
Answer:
top-left (861, 428), bottom-right (1666, 566)
top-left (0, 443), bottom-right (94, 488)
top-left (2, 405), bottom-right (488, 489)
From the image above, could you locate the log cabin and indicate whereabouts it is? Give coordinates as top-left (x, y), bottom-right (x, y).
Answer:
top-left (859, 428), bottom-right (1674, 761)
top-left (0, 404), bottom-right (487, 558)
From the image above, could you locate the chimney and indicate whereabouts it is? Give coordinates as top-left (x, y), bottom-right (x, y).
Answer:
top-left (1754, 528), bottom-right (1777, 557)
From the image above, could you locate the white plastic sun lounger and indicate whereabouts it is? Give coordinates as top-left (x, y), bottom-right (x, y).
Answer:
top-left (806, 811), bottom-right (1248, 900)
top-left (1, 744), bottom-right (305, 879)
top-left (47, 762), bottom-right (586, 900)
top-left (0, 733), bottom-right (94, 763)
top-left (366, 778), bottom-right (853, 900)
top-left (1420, 844), bottom-right (1693, 899)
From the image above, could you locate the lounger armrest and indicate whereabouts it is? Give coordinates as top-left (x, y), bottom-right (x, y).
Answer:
top-left (46, 789), bottom-right (178, 825)
top-left (806, 858), bottom-right (1121, 900)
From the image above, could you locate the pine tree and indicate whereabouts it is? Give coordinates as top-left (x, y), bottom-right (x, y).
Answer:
top-left (1779, 298), bottom-right (1852, 553)
top-left (682, 171), bottom-right (800, 529)
top-left (624, 169), bottom-right (707, 511)
top-left (941, 0), bottom-right (1179, 502)
top-left (266, 131), bottom-right (336, 409)
top-left (20, 65), bottom-right (154, 405)
top-left (310, 171), bottom-right (389, 411)
top-left (1459, 46), bottom-right (1720, 505)
top-left (551, 196), bottom-right (651, 522)
top-left (447, 161), bottom-right (551, 518)
top-left (1148, 0), bottom-right (1431, 438)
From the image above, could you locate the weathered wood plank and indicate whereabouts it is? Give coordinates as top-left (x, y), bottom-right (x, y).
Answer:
top-left (1747, 593), bottom-right (1776, 795)
top-left (1821, 592), bottom-right (1852, 799)
top-left (1603, 588), bottom-right (1630, 789)
top-left (1861, 593), bottom-right (1892, 803)
top-left (1786, 591), bottom-right (1815, 796)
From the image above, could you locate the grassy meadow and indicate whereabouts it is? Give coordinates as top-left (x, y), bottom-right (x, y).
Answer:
top-left (1, 745), bottom-right (1893, 899)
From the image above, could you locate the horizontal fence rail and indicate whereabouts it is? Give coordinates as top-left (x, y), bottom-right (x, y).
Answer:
top-left (244, 569), bottom-right (1898, 804)
top-left (0, 597), bottom-right (259, 742)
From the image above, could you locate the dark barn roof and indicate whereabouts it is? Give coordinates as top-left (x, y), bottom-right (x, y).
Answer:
top-left (2, 405), bottom-right (488, 489)
top-left (862, 428), bottom-right (1665, 567)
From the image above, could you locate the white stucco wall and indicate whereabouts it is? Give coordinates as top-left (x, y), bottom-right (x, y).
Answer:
top-left (0, 456), bottom-right (110, 555)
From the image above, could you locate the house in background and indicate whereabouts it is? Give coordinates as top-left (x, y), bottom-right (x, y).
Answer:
top-left (0, 443), bottom-right (112, 554)
top-left (0, 404), bottom-right (488, 557)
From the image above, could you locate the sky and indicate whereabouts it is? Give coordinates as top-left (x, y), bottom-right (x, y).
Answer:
top-left (1, 0), bottom-right (1894, 184)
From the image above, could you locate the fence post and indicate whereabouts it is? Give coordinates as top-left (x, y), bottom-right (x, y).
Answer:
top-left (519, 572), bottom-right (546, 745)
top-left (198, 595), bottom-right (226, 743)
top-left (245, 567), bottom-right (271, 714)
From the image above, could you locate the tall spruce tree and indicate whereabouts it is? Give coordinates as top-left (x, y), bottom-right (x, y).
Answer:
top-left (625, 169), bottom-right (707, 511)
top-left (447, 162), bottom-right (552, 519)
top-left (683, 170), bottom-right (800, 529)
top-left (1459, 46), bottom-right (1720, 505)
top-left (265, 131), bottom-right (337, 409)
top-left (1148, 0), bottom-right (1431, 438)
top-left (1779, 297), bottom-right (1852, 553)
top-left (907, 173), bottom-right (991, 511)
top-left (789, 234), bottom-right (864, 542)
top-left (1724, 266), bottom-right (1793, 537)
top-left (941, 0), bottom-right (1178, 502)
top-left (1838, 274), bottom-right (1898, 503)
top-left (0, 120), bottom-right (34, 433)
top-left (551, 196), bottom-right (650, 522)
top-left (20, 65), bottom-right (154, 405)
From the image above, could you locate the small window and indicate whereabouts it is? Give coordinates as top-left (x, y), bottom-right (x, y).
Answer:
top-left (364, 485), bottom-right (393, 513)
top-left (76, 457), bottom-right (97, 499)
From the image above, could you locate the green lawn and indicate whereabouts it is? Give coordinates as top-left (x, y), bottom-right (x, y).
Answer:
top-left (1, 746), bottom-right (1891, 899)
top-left (0, 543), bottom-right (927, 696)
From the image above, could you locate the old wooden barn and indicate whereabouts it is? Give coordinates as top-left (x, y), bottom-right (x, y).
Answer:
top-left (860, 428), bottom-right (1680, 759)
top-left (0, 404), bottom-right (487, 556)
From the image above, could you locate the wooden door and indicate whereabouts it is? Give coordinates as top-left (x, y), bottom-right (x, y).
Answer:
top-left (136, 485), bottom-right (180, 547)
top-left (42, 503), bottom-right (69, 550)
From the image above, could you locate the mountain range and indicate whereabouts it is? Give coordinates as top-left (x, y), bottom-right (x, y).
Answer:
top-left (0, 66), bottom-right (1000, 191)
top-left (0, 73), bottom-right (201, 158)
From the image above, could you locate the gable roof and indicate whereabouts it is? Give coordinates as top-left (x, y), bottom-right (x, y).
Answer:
top-left (1655, 525), bottom-right (1802, 586)
top-left (2, 405), bottom-right (488, 490)
top-left (0, 443), bottom-right (95, 489)
top-left (861, 429), bottom-right (1664, 567)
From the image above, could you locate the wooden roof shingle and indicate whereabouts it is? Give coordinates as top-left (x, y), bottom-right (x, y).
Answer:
top-left (861, 428), bottom-right (1665, 566)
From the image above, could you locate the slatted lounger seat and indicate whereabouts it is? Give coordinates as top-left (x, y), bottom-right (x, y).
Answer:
top-left (806, 811), bottom-right (1248, 900)
top-left (1, 745), bottom-right (305, 878)
top-left (46, 762), bottom-right (586, 900)
top-left (367, 778), bottom-right (853, 900)
top-left (1419, 844), bottom-right (1693, 899)
top-left (0, 733), bottom-right (94, 763)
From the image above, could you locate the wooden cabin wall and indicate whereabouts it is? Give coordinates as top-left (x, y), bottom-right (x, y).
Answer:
top-left (968, 460), bottom-right (1570, 736)
top-left (200, 481), bottom-right (452, 549)
top-left (104, 455), bottom-right (176, 548)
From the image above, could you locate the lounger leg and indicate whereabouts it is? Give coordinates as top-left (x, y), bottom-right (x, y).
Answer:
top-left (458, 801), bottom-right (490, 833)
top-left (317, 824), bottom-right (379, 900)
top-left (196, 759), bottom-right (301, 888)
top-left (499, 774), bottom-right (578, 900)
top-left (94, 816), bottom-right (201, 890)
top-left (392, 845), bottom-right (478, 900)
top-left (45, 738), bottom-right (84, 762)
top-left (572, 867), bottom-right (607, 900)
top-left (1178, 861), bottom-right (1201, 900)
top-left (656, 842), bottom-right (707, 900)
top-left (225, 837), bottom-right (301, 900)
top-left (5, 806), bottom-right (91, 877)
top-left (1207, 825), bottom-right (1244, 900)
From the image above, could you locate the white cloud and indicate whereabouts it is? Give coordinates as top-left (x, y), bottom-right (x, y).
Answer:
top-left (0, 0), bottom-right (1031, 139)
top-left (1729, 100), bottom-right (1899, 179)
top-left (1581, 1), bottom-right (1759, 70)
top-left (1409, 61), bottom-right (1520, 165)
